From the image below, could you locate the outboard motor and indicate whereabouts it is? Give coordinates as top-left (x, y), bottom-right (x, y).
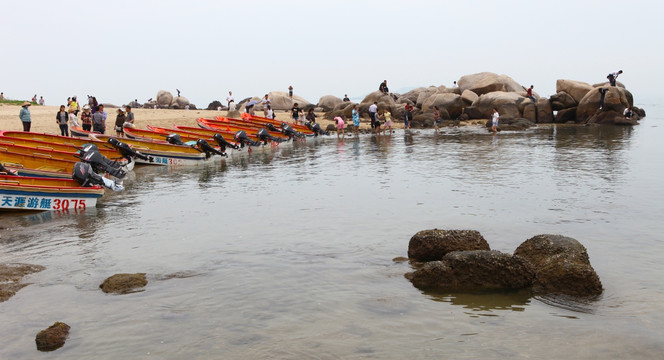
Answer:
top-left (196, 139), bottom-right (227, 158)
top-left (257, 128), bottom-right (285, 145)
top-left (234, 130), bottom-right (260, 148)
top-left (266, 123), bottom-right (280, 132)
top-left (72, 162), bottom-right (124, 191)
top-left (76, 144), bottom-right (127, 179)
top-left (0, 162), bottom-right (17, 176)
top-left (305, 122), bottom-right (330, 137)
top-left (213, 133), bottom-right (240, 152)
top-left (107, 137), bottom-right (153, 162)
top-left (280, 123), bottom-right (304, 140)
top-left (166, 133), bottom-right (185, 145)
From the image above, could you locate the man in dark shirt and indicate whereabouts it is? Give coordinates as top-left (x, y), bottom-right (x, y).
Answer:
top-left (379, 80), bottom-right (389, 94)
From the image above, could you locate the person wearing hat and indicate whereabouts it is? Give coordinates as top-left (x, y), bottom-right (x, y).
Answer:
top-left (80, 104), bottom-right (92, 131)
top-left (115, 108), bottom-right (126, 137)
top-left (19, 101), bottom-right (32, 132)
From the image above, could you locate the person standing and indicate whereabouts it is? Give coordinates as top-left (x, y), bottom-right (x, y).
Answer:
top-left (368, 101), bottom-right (378, 129)
top-left (288, 85), bottom-right (293, 99)
top-left (382, 109), bottom-right (393, 135)
top-left (607, 70), bottom-right (622, 86)
top-left (226, 91), bottom-right (234, 108)
top-left (115, 108), bottom-right (126, 137)
top-left (598, 88), bottom-right (608, 110)
top-left (80, 104), bottom-right (93, 131)
top-left (291, 103), bottom-right (303, 125)
top-left (32, 94), bottom-right (37, 102)
top-left (526, 85), bottom-right (536, 102)
top-left (70, 96), bottom-right (79, 115)
top-left (403, 103), bottom-right (413, 129)
top-left (0, 92), bottom-right (4, 100)
top-left (39, 96), bottom-right (45, 106)
top-left (19, 101), bottom-right (31, 131)
top-left (266, 105), bottom-right (275, 120)
top-left (56, 105), bottom-right (69, 136)
top-left (124, 105), bottom-right (135, 128)
top-left (92, 104), bottom-right (106, 134)
top-left (379, 80), bottom-right (389, 94)
top-left (433, 106), bottom-right (442, 133)
top-left (352, 104), bottom-right (360, 135)
top-left (491, 108), bottom-right (499, 134)
top-left (261, 94), bottom-right (271, 116)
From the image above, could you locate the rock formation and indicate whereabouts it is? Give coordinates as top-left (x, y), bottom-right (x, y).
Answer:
top-left (408, 229), bottom-right (490, 262)
top-left (156, 90), bottom-right (173, 108)
top-left (99, 273), bottom-right (148, 294)
top-left (35, 322), bottom-right (70, 351)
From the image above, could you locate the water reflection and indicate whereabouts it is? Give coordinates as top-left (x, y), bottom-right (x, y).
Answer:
top-left (423, 289), bottom-right (533, 316)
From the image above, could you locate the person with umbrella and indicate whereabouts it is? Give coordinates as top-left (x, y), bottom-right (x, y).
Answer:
top-left (245, 100), bottom-right (258, 116)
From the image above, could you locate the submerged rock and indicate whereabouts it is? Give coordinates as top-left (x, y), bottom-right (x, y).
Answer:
top-left (408, 229), bottom-right (490, 262)
top-left (99, 273), bottom-right (148, 294)
top-left (0, 263), bottom-right (45, 303)
top-left (514, 234), bottom-right (602, 296)
top-left (35, 322), bottom-right (70, 351)
top-left (405, 250), bottom-right (535, 292)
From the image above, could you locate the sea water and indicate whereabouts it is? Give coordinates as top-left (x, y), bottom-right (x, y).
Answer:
top-left (1, 105), bottom-right (663, 359)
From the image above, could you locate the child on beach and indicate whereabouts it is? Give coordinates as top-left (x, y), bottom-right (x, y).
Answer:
top-left (334, 116), bottom-right (345, 140)
top-left (433, 106), bottom-right (442, 133)
top-left (374, 110), bottom-right (382, 135)
top-left (404, 104), bottom-right (413, 129)
top-left (115, 108), bottom-right (126, 137)
top-left (291, 103), bottom-right (303, 125)
top-left (306, 108), bottom-right (317, 124)
top-left (56, 105), bottom-right (69, 136)
top-left (382, 109), bottom-right (392, 135)
top-left (352, 104), bottom-right (360, 135)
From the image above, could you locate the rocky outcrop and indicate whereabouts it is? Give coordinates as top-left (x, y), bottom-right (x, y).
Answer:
top-left (99, 273), bottom-right (148, 294)
top-left (555, 107), bottom-right (577, 123)
top-left (461, 89), bottom-right (478, 106)
top-left (207, 100), bottom-right (224, 110)
top-left (472, 91), bottom-right (526, 119)
top-left (576, 86), bottom-right (633, 124)
top-left (421, 93), bottom-right (464, 119)
top-left (514, 234), bottom-right (602, 296)
top-left (325, 102), bottom-right (356, 119)
top-left (267, 91), bottom-right (311, 111)
top-left (0, 263), bottom-right (45, 302)
top-left (415, 87), bottom-right (441, 108)
top-left (555, 80), bottom-right (594, 104)
top-left (171, 96), bottom-right (190, 109)
top-left (405, 250), bottom-right (536, 292)
top-left (458, 72), bottom-right (525, 97)
top-left (398, 87), bottom-right (427, 105)
top-left (317, 95), bottom-right (344, 112)
top-left (35, 322), bottom-right (70, 351)
top-left (408, 229), bottom-right (490, 262)
top-left (550, 91), bottom-right (578, 111)
top-left (156, 90), bottom-right (173, 108)
top-left (535, 98), bottom-right (554, 123)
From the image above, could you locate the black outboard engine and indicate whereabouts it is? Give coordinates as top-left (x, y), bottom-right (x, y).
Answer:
top-left (280, 123), bottom-right (304, 140)
top-left (107, 137), bottom-right (153, 162)
top-left (0, 162), bottom-right (17, 176)
top-left (196, 139), bottom-right (227, 158)
top-left (213, 133), bottom-right (240, 152)
top-left (257, 128), bottom-right (285, 145)
top-left (76, 144), bottom-right (127, 179)
top-left (305, 122), bottom-right (330, 137)
top-left (72, 162), bottom-right (124, 191)
top-left (266, 123), bottom-right (280, 132)
top-left (166, 133), bottom-right (185, 145)
top-left (234, 130), bottom-right (260, 148)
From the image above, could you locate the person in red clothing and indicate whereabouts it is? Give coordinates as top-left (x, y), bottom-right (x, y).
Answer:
top-left (526, 85), bottom-right (535, 102)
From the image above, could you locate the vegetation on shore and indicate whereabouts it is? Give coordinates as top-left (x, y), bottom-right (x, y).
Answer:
top-left (0, 99), bottom-right (38, 106)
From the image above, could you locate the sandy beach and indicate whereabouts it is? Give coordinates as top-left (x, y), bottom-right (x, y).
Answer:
top-left (0, 104), bottom-right (381, 136)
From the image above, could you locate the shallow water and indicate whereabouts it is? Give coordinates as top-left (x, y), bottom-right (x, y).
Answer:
top-left (2, 107), bottom-right (664, 359)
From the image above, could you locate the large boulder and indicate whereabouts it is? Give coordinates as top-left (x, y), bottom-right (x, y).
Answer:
top-left (156, 90), bottom-right (173, 108)
top-left (360, 91), bottom-right (399, 115)
top-left (267, 91), bottom-right (311, 111)
top-left (317, 95), bottom-right (343, 112)
top-left (405, 250), bottom-right (536, 292)
top-left (522, 102), bottom-right (537, 122)
top-left (555, 80), bottom-right (594, 103)
top-left (550, 91), bottom-right (577, 111)
top-left (408, 229), bottom-right (490, 262)
top-left (415, 86), bottom-right (440, 108)
top-left (555, 107), bottom-right (577, 123)
top-left (100, 273), bottom-right (147, 294)
top-left (171, 96), bottom-right (190, 109)
top-left (326, 102), bottom-right (356, 119)
top-left (207, 100), bottom-right (224, 111)
top-left (587, 110), bottom-right (638, 125)
top-left (35, 322), bottom-right (70, 351)
top-left (458, 72), bottom-right (525, 96)
top-left (535, 98), bottom-right (554, 123)
top-left (514, 234), bottom-right (602, 296)
top-left (472, 91), bottom-right (526, 119)
top-left (399, 87), bottom-right (428, 104)
top-left (421, 93), bottom-right (464, 118)
top-left (461, 89), bottom-right (478, 106)
top-left (576, 86), bottom-right (632, 123)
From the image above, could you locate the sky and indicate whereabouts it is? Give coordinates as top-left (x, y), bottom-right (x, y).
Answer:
top-left (1, 0), bottom-right (662, 107)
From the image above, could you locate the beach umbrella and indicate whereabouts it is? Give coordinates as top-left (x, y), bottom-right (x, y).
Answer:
top-left (246, 100), bottom-right (259, 107)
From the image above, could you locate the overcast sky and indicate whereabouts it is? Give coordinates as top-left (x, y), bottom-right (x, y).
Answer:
top-left (1, 0), bottom-right (662, 107)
